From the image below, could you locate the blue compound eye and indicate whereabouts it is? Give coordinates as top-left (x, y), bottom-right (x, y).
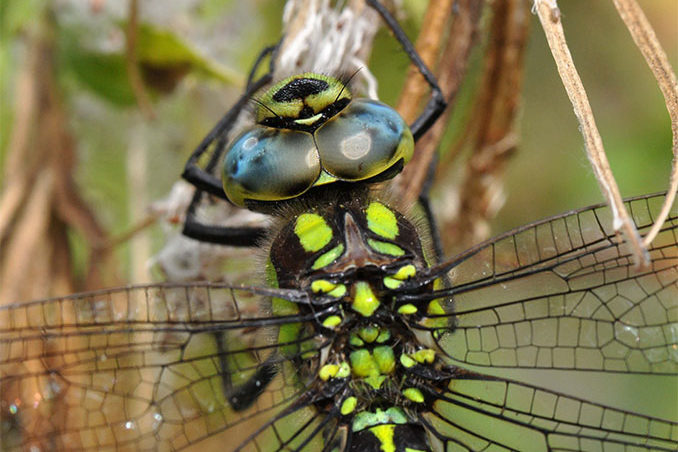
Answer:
top-left (223, 127), bottom-right (320, 206)
top-left (314, 99), bottom-right (413, 181)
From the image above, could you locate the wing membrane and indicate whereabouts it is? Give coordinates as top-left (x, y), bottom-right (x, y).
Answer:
top-left (1, 194), bottom-right (676, 451)
top-left (0, 284), bottom-right (321, 450)
top-left (426, 193), bottom-right (678, 374)
top-left (425, 374), bottom-right (677, 451)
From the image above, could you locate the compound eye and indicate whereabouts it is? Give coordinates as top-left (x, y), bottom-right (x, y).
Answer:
top-left (223, 127), bottom-right (320, 206)
top-left (314, 99), bottom-right (413, 181)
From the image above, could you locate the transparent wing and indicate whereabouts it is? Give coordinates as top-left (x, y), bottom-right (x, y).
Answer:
top-left (0, 284), bottom-right (324, 451)
top-left (2, 194), bottom-right (676, 452)
top-left (424, 375), bottom-right (677, 451)
top-left (424, 192), bottom-right (677, 374)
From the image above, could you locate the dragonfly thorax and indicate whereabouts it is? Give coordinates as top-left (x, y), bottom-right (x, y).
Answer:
top-left (267, 195), bottom-right (453, 450)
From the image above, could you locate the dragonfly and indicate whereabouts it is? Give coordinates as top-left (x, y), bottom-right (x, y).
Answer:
top-left (1, 1), bottom-right (677, 451)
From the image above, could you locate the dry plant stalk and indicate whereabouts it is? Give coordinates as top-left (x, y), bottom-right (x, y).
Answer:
top-left (534, 0), bottom-right (650, 268)
top-left (125, 0), bottom-right (156, 120)
top-left (0, 18), bottom-right (116, 305)
top-left (612, 0), bottom-right (678, 246)
top-left (396, 0), bottom-right (455, 124)
top-left (393, 0), bottom-right (481, 207)
top-left (444, 0), bottom-right (530, 251)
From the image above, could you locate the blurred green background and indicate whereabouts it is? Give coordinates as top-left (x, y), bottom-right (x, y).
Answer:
top-left (0, 0), bottom-right (675, 444)
top-left (0, 0), bottom-right (676, 282)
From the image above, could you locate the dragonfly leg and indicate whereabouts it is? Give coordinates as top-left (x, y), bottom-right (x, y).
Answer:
top-left (182, 189), bottom-right (266, 246)
top-left (216, 332), bottom-right (279, 411)
top-left (182, 43), bottom-right (279, 200)
top-left (181, 43), bottom-right (280, 245)
top-left (365, 0), bottom-right (447, 142)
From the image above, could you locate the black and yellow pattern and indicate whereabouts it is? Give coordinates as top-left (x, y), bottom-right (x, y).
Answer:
top-left (1, 0), bottom-right (677, 449)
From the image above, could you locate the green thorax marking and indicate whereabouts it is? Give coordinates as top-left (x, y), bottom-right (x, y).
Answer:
top-left (294, 213), bottom-right (332, 252)
top-left (352, 281), bottom-right (380, 317)
top-left (366, 201), bottom-right (399, 239)
top-left (312, 244), bottom-right (344, 270)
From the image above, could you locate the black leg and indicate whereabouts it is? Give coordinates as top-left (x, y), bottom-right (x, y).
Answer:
top-left (182, 188), bottom-right (267, 246)
top-left (216, 332), bottom-right (279, 411)
top-left (180, 43), bottom-right (279, 245)
top-left (181, 43), bottom-right (280, 199)
top-left (418, 154), bottom-right (444, 263)
top-left (365, 0), bottom-right (447, 141)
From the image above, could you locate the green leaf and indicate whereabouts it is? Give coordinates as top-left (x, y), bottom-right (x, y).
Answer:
top-left (65, 50), bottom-right (137, 106)
top-left (135, 23), bottom-right (243, 85)
top-left (0, 0), bottom-right (46, 39)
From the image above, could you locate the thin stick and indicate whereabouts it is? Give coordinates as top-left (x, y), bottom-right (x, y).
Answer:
top-left (612, 0), bottom-right (678, 246)
top-left (125, 0), bottom-right (155, 120)
top-left (394, 0), bottom-right (471, 206)
top-left (533, 0), bottom-right (649, 268)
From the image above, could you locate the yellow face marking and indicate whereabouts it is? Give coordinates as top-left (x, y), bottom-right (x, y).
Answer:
top-left (366, 202), bottom-right (398, 239)
top-left (351, 281), bottom-right (380, 317)
top-left (256, 73), bottom-right (350, 122)
top-left (294, 113), bottom-right (323, 126)
top-left (295, 213), bottom-right (332, 252)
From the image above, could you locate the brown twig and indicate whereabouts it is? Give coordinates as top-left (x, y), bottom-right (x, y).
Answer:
top-left (392, 0), bottom-right (479, 207)
top-left (395, 0), bottom-right (455, 124)
top-left (441, 0), bottom-right (530, 250)
top-left (0, 31), bottom-right (40, 242)
top-left (0, 12), bottom-right (120, 304)
top-left (534, 0), bottom-right (649, 268)
top-left (612, 0), bottom-right (678, 246)
top-left (125, 0), bottom-right (155, 120)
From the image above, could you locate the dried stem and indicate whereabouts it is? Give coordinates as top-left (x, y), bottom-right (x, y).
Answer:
top-left (534, 0), bottom-right (650, 268)
top-left (393, 0), bottom-right (477, 206)
top-left (125, 0), bottom-right (155, 120)
top-left (0, 13), bottom-right (117, 304)
top-left (612, 0), bottom-right (678, 246)
top-left (396, 0), bottom-right (455, 124)
top-left (442, 0), bottom-right (530, 250)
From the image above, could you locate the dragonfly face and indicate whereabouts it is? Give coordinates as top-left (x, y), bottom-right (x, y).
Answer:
top-left (223, 73), bottom-right (413, 207)
top-left (1, 1), bottom-right (677, 451)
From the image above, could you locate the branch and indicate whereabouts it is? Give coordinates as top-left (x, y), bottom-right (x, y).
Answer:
top-left (612, 0), bottom-right (678, 246)
top-left (534, 0), bottom-right (649, 268)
